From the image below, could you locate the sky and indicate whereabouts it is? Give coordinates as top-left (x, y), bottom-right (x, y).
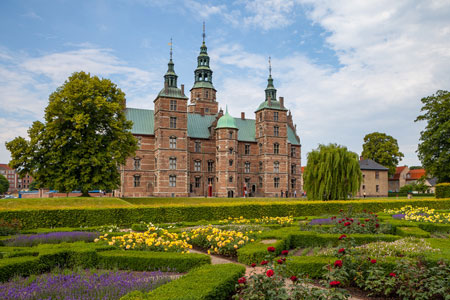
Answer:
top-left (1, 0), bottom-right (450, 167)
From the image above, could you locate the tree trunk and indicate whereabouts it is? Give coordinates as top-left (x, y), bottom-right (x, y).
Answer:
top-left (81, 190), bottom-right (90, 197)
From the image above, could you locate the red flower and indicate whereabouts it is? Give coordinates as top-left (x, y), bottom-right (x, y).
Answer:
top-left (350, 218), bottom-right (354, 222)
top-left (290, 275), bottom-right (298, 282)
top-left (357, 222), bottom-right (360, 225)
top-left (281, 250), bottom-right (289, 255)
top-left (282, 257), bottom-right (286, 261)
top-left (267, 246), bottom-right (276, 252)
top-left (371, 259), bottom-right (377, 264)
top-left (330, 280), bottom-right (341, 287)
top-left (344, 222), bottom-right (351, 226)
top-left (251, 263), bottom-right (256, 267)
top-left (338, 248), bottom-right (345, 254)
top-left (261, 260), bottom-right (268, 265)
top-left (238, 277), bottom-right (246, 284)
top-left (339, 209), bottom-right (343, 212)
top-left (338, 220), bottom-right (342, 224)
top-left (266, 269), bottom-right (274, 277)
top-left (339, 234), bottom-right (347, 240)
top-left (361, 224), bottom-right (365, 227)
top-left (277, 259), bottom-right (283, 264)
top-left (375, 223), bottom-right (380, 228)
top-left (389, 272), bottom-right (396, 277)
top-left (334, 260), bottom-right (343, 268)
top-left (365, 218), bottom-right (370, 222)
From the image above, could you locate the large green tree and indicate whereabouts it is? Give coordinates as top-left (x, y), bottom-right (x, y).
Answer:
top-left (415, 90), bottom-right (450, 183)
top-left (6, 72), bottom-right (138, 196)
top-left (361, 132), bottom-right (404, 176)
top-left (304, 144), bottom-right (362, 200)
top-left (0, 174), bottom-right (9, 194)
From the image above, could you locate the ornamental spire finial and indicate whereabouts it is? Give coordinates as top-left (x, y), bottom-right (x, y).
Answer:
top-left (169, 38), bottom-right (173, 60)
top-left (202, 21), bottom-right (206, 44)
top-left (269, 56), bottom-right (272, 77)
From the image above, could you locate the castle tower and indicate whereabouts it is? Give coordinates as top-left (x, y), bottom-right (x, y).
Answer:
top-left (188, 23), bottom-right (218, 115)
top-left (255, 57), bottom-right (289, 197)
top-left (215, 107), bottom-right (238, 197)
top-left (153, 41), bottom-right (189, 196)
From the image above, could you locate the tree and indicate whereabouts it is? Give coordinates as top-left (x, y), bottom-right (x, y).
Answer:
top-left (361, 132), bottom-right (404, 176)
top-left (415, 90), bottom-right (450, 183)
top-left (28, 181), bottom-right (39, 191)
top-left (0, 174), bottom-right (9, 194)
top-left (6, 72), bottom-right (138, 196)
top-left (409, 166), bottom-right (423, 170)
top-left (304, 144), bottom-right (362, 200)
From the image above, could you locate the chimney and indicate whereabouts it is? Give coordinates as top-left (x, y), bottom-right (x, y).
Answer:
top-left (360, 156), bottom-right (364, 161)
top-left (164, 81), bottom-right (168, 94)
top-left (241, 112), bottom-right (245, 120)
top-left (200, 107), bottom-right (205, 116)
top-left (268, 95), bottom-right (271, 106)
top-left (279, 97), bottom-right (284, 108)
top-left (181, 84), bottom-right (184, 95)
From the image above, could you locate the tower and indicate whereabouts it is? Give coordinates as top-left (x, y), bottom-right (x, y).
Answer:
top-left (188, 23), bottom-right (218, 115)
top-left (255, 57), bottom-right (289, 197)
top-left (215, 107), bottom-right (239, 197)
top-left (153, 40), bottom-right (189, 196)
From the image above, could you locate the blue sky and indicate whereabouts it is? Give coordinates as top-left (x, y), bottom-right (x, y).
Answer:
top-left (1, 0), bottom-right (450, 167)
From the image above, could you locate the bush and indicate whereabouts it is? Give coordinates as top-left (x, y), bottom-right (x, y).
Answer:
top-left (0, 219), bottom-right (21, 236)
top-left (418, 223), bottom-right (450, 233)
top-left (98, 250), bottom-right (210, 273)
top-left (0, 256), bottom-right (42, 282)
top-left (2, 198), bottom-right (450, 229)
top-left (436, 183), bottom-right (450, 198)
top-left (237, 240), bottom-right (287, 265)
top-left (396, 227), bottom-right (430, 238)
top-left (285, 256), bottom-right (335, 278)
top-left (143, 264), bottom-right (246, 300)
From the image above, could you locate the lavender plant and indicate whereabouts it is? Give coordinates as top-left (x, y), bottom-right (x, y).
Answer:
top-left (5, 231), bottom-right (100, 247)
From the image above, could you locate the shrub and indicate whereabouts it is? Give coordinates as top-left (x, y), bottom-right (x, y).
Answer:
top-left (396, 227), bottom-right (430, 238)
top-left (4, 231), bottom-right (99, 247)
top-left (237, 240), bottom-right (287, 265)
top-left (285, 256), bottom-right (335, 278)
top-left (0, 256), bottom-right (42, 282)
top-left (436, 183), bottom-right (450, 198)
top-left (0, 219), bottom-right (21, 236)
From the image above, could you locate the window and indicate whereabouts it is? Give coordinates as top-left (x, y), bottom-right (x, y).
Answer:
top-left (169, 157), bottom-right (176, 170)
top-left (259, 176), bottom-right (263, 188)
top-left (291, 147), bottom-right (295, 157)
top-left (274, 177), bottom-right (280, 188)
top-left (170, 100), bottom-right (177, 111)
top-left (229, 131), bottom-right (233, 139)
top-left (229, 147), bottom-right (233, 154)
top-left (170, 117), bottom-right (177, 129)
top-left (274, 161), bottom-right (280, 173)
top-left (274, 143), bottom-right (279, 154)
top-left (154, 175), bottom-right (157, 187)
top-left (259, 161), bottom-right (263, 172)
top-left (208, 177), bottom-right (214, 185)
top-left (259, 143), bottom-right (262, 154)
top-left (376, 185), bottom-right (379, 192)
top-left (155, 158), bottom-right (157, 168)
top-left (274, 126), bottom-right (279, 137)
top-left (259, 113), bottom-right (262, 121)
top-left (205, 108), bottom-right (209, 112)
top-left (245, 144), bottom-right (250, 155)
top-left (194, 160), bottom-right (201, 172)
top-left (291, 179), bottom-right (296, 189)
top-left (375, 171), bottom-right (379, 179)
top-left (229, 159), bottom-right (233, 166)
top-left (170, 137), bottom-right (177, 149)
top-left (229, 176), bottom-right (233, 183)
top-left (362, 185), bottom-right (366, 190)
top-left (134, 158), bottom-right (141, 170)
top-left (195, 142), bottom-right (201, 153)
top-left (291, 164), bottom-right (296, 174)
top-left (208, 161), bottom-right (214, 172)
top-left (274, 112), bottom-right (279, 121)
top-left (206, 90), bottom-right (209, 98)
top-left (245, 162), bottom-right (250, 173)
top-left (195, 177), bottom-right (201, 188)
top-left (259, 126), bottom-right (263, 137)
top-left (169, 175), bottom-right (176, 187)
top-left (245, 178), bottom-right (250, 186)
top-left (137, 137), bottom-right (142, 148)
top-left (134, 175), bottom-right (140, 187)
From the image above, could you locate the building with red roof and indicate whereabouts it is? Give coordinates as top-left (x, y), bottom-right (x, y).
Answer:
top-left (0, 163), bottom-right (34, 193)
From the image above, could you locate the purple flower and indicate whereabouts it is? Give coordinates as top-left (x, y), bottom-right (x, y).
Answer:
top-left (392, 214), bottom-right (405, 220)
top-left (309, 218), bottom-right (333, 225)
top-left (5, 231), bottom-right (100, 247)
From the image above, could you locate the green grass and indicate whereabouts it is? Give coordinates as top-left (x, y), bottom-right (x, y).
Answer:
top-left (0, 197), bottom-right (133, 210)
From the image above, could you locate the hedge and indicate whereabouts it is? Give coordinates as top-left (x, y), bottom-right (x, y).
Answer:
top-left (98, 250), bottom-right (211, 273)
top-left (127, 264), bottom-right (246, 300)
top-left (237, 239), bottom-right (288, 265)
top-left (388, 192), bottom-right (434, 197)
top-left (436, 183), bottom-right (450, 198)
top-left (396, 227), bottom-right (430, 238)
top-left (285, 256), bottom-right (335, 278)
top-left (418, 223), bottom-right (450, 233)
top-left (3, 198), bottom-right (450, 229)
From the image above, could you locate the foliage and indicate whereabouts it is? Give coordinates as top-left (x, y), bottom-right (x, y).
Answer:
top-left (4, 231), bottom-right (99, 247)
top-left (399, 183), bottom-right (415, 193)
top-left (436, 182), bottom-right (450, 198)
top-left (0, 269), bottom-right (172, 300)
top-left (304, 144), bottom-right (362, 200)
top-left (28, 181), bottom-right (39, 191)
top-left (0, 174), bottom-right (9, 195)
top-left (361, 132), bottom-right (404, 176)
top-left (5, 72), bottom-right (138, 196)
top-left (352, 237), bottom-right (439, 258)
top-left (219, 216), bottom-right (294, 226)
top-left (0, 219), bottom-right (21, 236)
top-left (396, 226), bottom-right (430, 237)
top-left (415, 90), bottom-right (450, 182)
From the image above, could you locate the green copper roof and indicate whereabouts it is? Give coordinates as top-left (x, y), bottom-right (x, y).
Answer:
top-left (126, 108), bottom-right (300, 145)
top-left (255, 100), bottom-right (288, 112)
top-left (216, 108), bottom-right (238, 129)
top-left (157, 87), bottom-right (188, 99)
top-left (191, 81), bottom-right (215, 90)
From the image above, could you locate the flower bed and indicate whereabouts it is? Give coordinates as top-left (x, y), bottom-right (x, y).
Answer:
top-left (385, 205), bottom-right (450, 223)
top-left (219, 216), bottom-right (294, 226)
top-left (0, 269), bottom-right (173, 300)
top-left (4, 231), bottom-right (99, 247)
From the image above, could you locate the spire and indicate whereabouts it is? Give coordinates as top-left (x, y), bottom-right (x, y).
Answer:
top-left (192, 22), bottom-right (215, 90)
top-left (202, 21), bottom-right (206, 45)
top-left (265, 56), bottom-right (277, 101)
top-left (164, 38), bottom-right (178, 88)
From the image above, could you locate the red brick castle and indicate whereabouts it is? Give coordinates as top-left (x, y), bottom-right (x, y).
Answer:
top-left (119, 30), bottom-right (301, 197)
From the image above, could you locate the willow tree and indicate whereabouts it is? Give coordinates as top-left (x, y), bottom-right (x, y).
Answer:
top-left (304, 144), bottom-right (362, 200)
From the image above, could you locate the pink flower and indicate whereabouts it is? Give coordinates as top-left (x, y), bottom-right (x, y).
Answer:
top-left (371, 259), bottom-right (377, 264)
top-left (266, 269), bottom-right (274, 277)
top-left (238, 277), bottom-right (246, 284)
top-left (267, 246), bottom-right (276, 252)
top-left (330, 280), bottom-right (341, 287)
top-left (339, 234), bottom-right (347, 240)
top-left (281, 250), bottom-right (289, 255)
top-left (334, 260), bottom-right (343, 268)
top-left (389, 272), bottom-right (396, 277)
top-left (290, 275), bottom-right (298, 282)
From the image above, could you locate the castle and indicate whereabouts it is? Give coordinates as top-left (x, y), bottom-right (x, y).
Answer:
top-left (119, 30), bottom-right (301, 198)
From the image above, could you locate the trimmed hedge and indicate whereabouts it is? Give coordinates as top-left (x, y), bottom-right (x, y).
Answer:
top-left (98, 250), bottom-right (211, 273)
top-left (0, 256), bottom-right (42, 282)
top-left (285, 256), bottom-right (335, 278)
top-left (2, 198), bottom-right (450, 229)
top-left (237, 239), bottom-right (287, 265)
top-left (436, 183), bottom-right (450, 198)
top-left (418, 223), bottom-right (450, 233)
top-left (134, 264), bottom-right (246, 300)
top-left (396, 227), bottom-right (430, 238)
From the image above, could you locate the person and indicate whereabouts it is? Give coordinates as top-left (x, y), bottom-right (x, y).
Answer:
top-left (363, 191), bottom-right (366, 198)
top-left (294, 190), bottom-right (297, 198)
top-left (281, 190), bottom-right (284, 198)
top-left (244, 189), bottom-right (248, 198)
top-left (285, 190), bottom-right (288, 198)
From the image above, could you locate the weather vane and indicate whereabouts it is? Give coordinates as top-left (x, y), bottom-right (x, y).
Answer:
top-left (269, 56), bottom-right (272, 76)
top-left (202, 21), bottom-right (206, 43)
top-left (169, 38), bottom-right (173, 59)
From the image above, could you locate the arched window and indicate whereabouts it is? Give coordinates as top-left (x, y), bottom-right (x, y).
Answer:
top-left (229, 147), bottom-right (233, 154)
top-left (169, 136), bottom-right (177, 149)
top-left (169, 157), bottom-right (177, 170)
top-left (274, 161), bottom-right (280, 173)
top-left (229, 131), bottom-right (233, 139)
top-left (245, 162), bottom-right (250, 173)
top-left (134, 158), bottom-right (141, 170)
top-left (259, 161), bottom-right (263, 172)
top-left (229, 159), bottom-right (233, 166)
